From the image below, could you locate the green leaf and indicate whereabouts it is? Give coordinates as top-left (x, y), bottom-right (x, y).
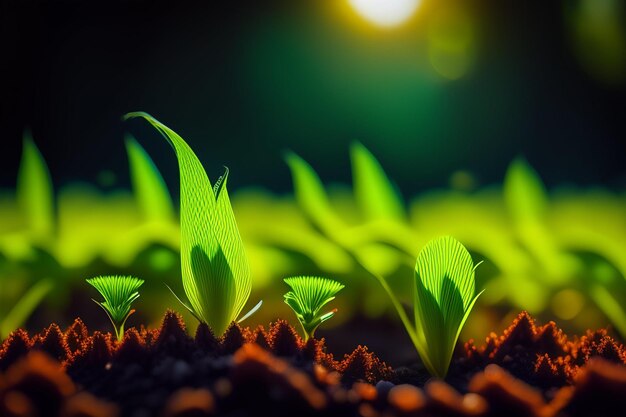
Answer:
top-left (504, 157), bottom-right (547, 223)
top-left (589, 283), bottom-right (626, 338)
top-left (17, 133), bottom-right (55, 237)
top-left (350, 142), bottom-right (404, 221)
top-left (124, 112), bottom-right (252, 336)
top-left (284, 276), bottom-right (344, 341)
top-left (413, 236), bottom-right (481, 377)
top-left (237, 299), bottom-right (263, 323)
top-left (503, 157), bottom-right (569, 284)
top-left (86, 275), bottom-right (144, 339)
top-left (0, 279), bottom-right (53, 338)
top-left (212, 167), bottom-right (252, 325)
top-left (125, 134), bottom-right (175, 223)
top-left (285, 152), bottom-right (345, 238)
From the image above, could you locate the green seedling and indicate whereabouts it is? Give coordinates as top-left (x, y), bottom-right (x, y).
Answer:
top-left (86, 275), bottom-right (144, 340)
top-left (412, 236), bottom-right (483, 377)
top-left (351, 235), bottom-right (482, 378)
top-left (283, 276), bottom-right (345, 341)
top-left (124, 112), bottom-right (261, 336)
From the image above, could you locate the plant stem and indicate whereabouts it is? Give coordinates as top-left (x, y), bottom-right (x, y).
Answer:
top-left (352, 253), bottom-right (421, 350)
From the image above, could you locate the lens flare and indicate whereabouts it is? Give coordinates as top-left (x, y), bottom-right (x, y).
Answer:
top-left (348, 0), bottom-right (421, 28)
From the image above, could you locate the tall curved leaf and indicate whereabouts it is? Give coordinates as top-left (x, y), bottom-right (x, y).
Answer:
top-left (124, 112), bottom-right (252, 335)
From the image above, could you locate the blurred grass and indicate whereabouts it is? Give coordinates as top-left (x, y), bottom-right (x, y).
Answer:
top-left (1, 139), bottom-right (625, 341)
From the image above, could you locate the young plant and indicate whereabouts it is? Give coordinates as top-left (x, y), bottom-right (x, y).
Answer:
top-left (412, 236), bottom-right (483, 377)
top-left (283, 276), bottom-right (345, 341)
top-left (124, 112), bottom-right (261, 336)
top-left (86, 275), bottom-right (144, 340)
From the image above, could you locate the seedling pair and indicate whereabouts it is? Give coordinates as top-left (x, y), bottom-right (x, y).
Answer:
top-left (286, 151), bottom-right (483, 377)
top-left (281, 237), bottom-right (482, 378)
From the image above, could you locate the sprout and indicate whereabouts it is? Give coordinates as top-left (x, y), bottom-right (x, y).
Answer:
top-left (412, 236), bottom-right (483, 377)
top-left (283, 276), bottom-right (345, 341)
top-left (86, 276), bottom-right (144, 340)
top-left (124, 112), bottom-right (261, 336)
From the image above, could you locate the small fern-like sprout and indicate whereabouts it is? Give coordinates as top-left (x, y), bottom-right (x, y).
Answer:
top-left (283, 276), bottom-right (345, 341)
top-left (86, 276), bottom-right (144, 340)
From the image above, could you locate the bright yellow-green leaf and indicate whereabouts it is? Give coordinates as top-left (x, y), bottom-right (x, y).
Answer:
top-left (413, 236), bottom-right (482, 377)
top-left (504, 157), bottom-right (547, 223)
top-left (125, 135), bottom-right (175, 223)
top-left (285, 152), bottom-right (345, 238)
top-left (17, 133), bottom-right (55, 237)
top-left (504, 158), bottom-right (574, 285)
top-left (125, 112), bottom-right (252, 336)
top-left (350, 142), bottom-right (404, 221)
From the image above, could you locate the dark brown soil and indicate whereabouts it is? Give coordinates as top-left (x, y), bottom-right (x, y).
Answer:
top-left (1, 311), bottom-right (625, 417)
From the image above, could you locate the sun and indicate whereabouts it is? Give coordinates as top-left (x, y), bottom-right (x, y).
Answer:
top-left (348, 0), bottom-right (422, 28)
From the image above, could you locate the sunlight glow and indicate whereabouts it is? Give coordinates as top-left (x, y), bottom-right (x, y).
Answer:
top-left (348, 0), bottom-right (421, 28)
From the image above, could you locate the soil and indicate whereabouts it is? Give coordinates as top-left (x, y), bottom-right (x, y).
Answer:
top-left (1, 311), bottom-right (625, 417)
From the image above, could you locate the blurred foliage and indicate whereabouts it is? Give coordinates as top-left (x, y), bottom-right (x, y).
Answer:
top-left (0, 136), bottom-right (625, 341)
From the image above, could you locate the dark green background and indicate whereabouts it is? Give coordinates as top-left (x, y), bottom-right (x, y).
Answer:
top-left (1, 0), bottom-right (624, 195)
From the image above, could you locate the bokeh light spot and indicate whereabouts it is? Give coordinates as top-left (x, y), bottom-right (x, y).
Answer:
top-left (552, 289), bottom-right (585, 320)
top-left (428, 7), bottom-right (477, 80)
top-left (149, 248), bottom-right (177, 271)
top-left (449, 170), bottom-right (477, 191)
top-left (566, 0), bottom-right (626, 85)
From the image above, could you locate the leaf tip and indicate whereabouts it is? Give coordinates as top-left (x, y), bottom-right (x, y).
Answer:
top-left (123, 111), bottom-right (151, 122)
